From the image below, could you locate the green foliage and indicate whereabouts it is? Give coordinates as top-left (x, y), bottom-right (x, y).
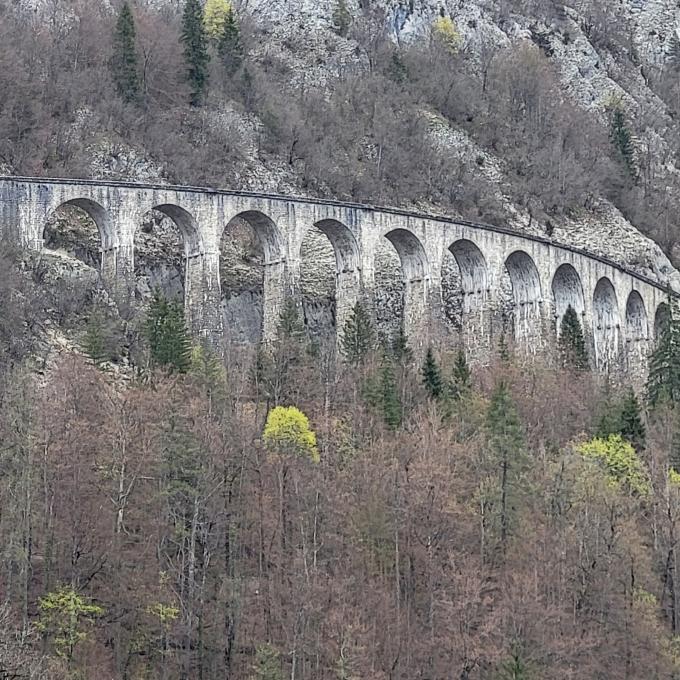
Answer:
top-left (450, 348), bottom-right (471, 398)
top-left (83, 310), bottom-right (107, 366)
top-left (497, 642), bottom-right (532, 679)
top-left (647, 300), bottom-right (680, 408)
top-left (38, 586), bottom-right (103, 662)
top-left (190, 341), bottom-right (228, 408)
top-left (144, 289), bottom-right (191, 373)
top-left (111, 1), bottom-right (140, 103)
top-left (610, 106), bottom-right (636, 178)
top-left (576, 434), bottom-right (650, 496)
top-left (332, 0), bottom-right (352, 37)
top-left (182, 0), bottom-right (210, 106)
top-left (204, 0), bottom-right (232, 40)
top-left (218, 6), bottom-right (244, 76)
top-left (421, 347), bottom-right (443, 400)
top-left (380, 356), bottom-right (402, 430)
top-left (341, 300), bottom-right (375, 366)
top-left (263, 405), bottom-right (320, 462)
top-left (250, 643), bottom-right (284, 680)
top-left (619, 389), bottom-right (646, 452)
top-left (432, 16), bottom-right (462, 52)
top-left (486, 380), bottom-right (526, 552)
top-left (391, 325), bottom-right (413, 365)
top-left (558, 305), bottom-right (588, 370)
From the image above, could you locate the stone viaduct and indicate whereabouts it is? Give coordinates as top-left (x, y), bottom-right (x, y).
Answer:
top-left (0, 175), bottom-right (674, 376)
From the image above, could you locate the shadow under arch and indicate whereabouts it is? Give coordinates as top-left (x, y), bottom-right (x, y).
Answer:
top-left (448, 238), bottom-right (488, 312)
top-left (149, 204), bottom-right (203, 255)
top-left (298, 218), bottom-right (361, 348)
top-left (222, 210), bottom-right (286, 264)
top-left (625, 290), bottom-right (648, 341)
top-left (654, 301), bottom-right (670, 344)
top-left (314, 218), bottom-right (361, 273)
top-left (220, 210), bottom-right (287, 344)
top-left (383, 228), bottom-right (429, 282)
top-left (42, 198), bottom-right (114, 271)
top-left (376, 228), bottom-right (430, 345)
top-left (593, 277), bottom-right (620, 370)
top-left (504, 250), bottom-right (542, 349)
top-left (552, 263), bottom-right (585, 329)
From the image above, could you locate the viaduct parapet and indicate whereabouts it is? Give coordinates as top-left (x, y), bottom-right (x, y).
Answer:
top-left (0, 176), bottom-right (673, 376)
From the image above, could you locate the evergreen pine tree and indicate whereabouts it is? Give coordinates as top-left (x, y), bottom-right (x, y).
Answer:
top-left (83, 311), bottom-right (107, 366)
top-left (380, 356), bottom-right (402, 430)
top-left (340, 300), bottom-right (375, 366)
top-left (182, 0), bottom-right (210, 106)
top-left (218, 6), bottom-right (244, 75)
top-left (144, 289), bottom-right (191, 373)
top-left (558, 305), bottom-right (588, 369)
top-left (451, 348), bottom-right (471, 397)
top-left (647, 299), bottom-right (680, 408)
top-left (421, 347), bottom-right (444, 400)
top-left (486, 380), bottom-right (525, 556)
top-left (391, 325), bottom-right (413, 365)
top-left (610, 107), bottom-right (636, 178)
top-left (498, 332), bottom-right (510, 362)
top-left (619, 389), bottom-right (646, 452)
top-left (497, 643), bottom-right (531, 680)
top-left (110, 1), bottom-right (140, 103)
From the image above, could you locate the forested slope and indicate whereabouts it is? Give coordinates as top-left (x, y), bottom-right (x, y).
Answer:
top-left (5, 1), bottom-right (680, 678)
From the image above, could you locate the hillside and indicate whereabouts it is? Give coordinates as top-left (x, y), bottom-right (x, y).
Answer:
top-left (5, 2), bottom-right (680, 679)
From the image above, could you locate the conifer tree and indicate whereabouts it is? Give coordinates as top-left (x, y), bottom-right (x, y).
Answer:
top-left (391, 325), bottom-right (413, 365)
top-left (340, 300), bottom-right (375, 366)
top-left (83, 311), bottom-right (107, 366)
top-left (558, 305), bottom-right (588, 370)
top-left (182, 0), bottom-right (210, 106)
top-left (380, 357), bottom-right (402, 430)
top-left (421, 347), bottom-right (443, 400)
top-left (610, 107), bottom-right (636, 178)
top-left (144, 289), bottom-right (191, 373)
top-left (486, 380), bottom-right (525, 555)
top-left (111, 1), bottom-right (140, 103)
top-left (619, 388), bottom-right (646, 452)
top-left (451, 348), bottom-right (471, 397)
top-left (218, 6), bottom-right (244, 76)
top-left (647, 299), bottom-right (680, 408)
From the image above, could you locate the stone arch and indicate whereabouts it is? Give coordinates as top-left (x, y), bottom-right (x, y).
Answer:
top-left (448, 239), bottom-right (488, 314)
top-left (149, 204), bottom-right (203, 255)
top-left (42, 198), bottom-right (114, 270)
top-left (551, 263), bottom-right (584, 331)
top-left (375, 228), bottom-right (429, 345)
top-left (384, 228), bottom-right (428, 282)
top-left (220, 210), bottom-right (287, 344)
top-left (299, 219), bottom-right (361, 348)
top-left (222, 210), bottom-right (286, 264)
top-left (504, 250), bottom-right (542, 348)
top-left (133, 204), bottom-right (204, 304)
top-left (654, 301), bottom-right (670, 344)
top-left (625, 290), bottom-right (647, 341)
top-left (593, 277), bottom-right (620, 371)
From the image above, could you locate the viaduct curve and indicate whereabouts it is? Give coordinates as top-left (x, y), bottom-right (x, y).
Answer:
top-left (0, 175), bottom-right (674, 376)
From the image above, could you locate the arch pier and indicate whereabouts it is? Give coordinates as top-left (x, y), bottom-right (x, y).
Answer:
top-left (0, 176), bottom-right (672, 378)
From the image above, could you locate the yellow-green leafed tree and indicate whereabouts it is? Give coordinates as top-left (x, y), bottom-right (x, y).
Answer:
top-left (37, 586), bottom-right (104, 662)
top-left (204, 0), bottom-right (232, 40)
top-left (575, 434), bottom-right (650, 496)
top-left (263, 406), bottom-right (320, 463)
top-left (432, 16), bottom-right (462, 53)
